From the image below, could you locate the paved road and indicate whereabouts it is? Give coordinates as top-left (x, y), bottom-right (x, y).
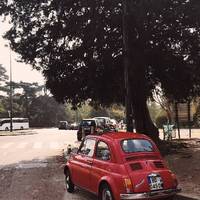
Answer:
top-left (0, 128), bottom-right (90, 200)
top-left (0, 128), bottom-right (199, 200)
top-left (0, 128), bottom-right (78, 166)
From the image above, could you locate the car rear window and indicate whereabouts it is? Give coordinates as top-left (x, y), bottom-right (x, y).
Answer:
top-left (81, 120), bottom-right (95, 126)
top-left (121, 139), bottom-right (154, 153)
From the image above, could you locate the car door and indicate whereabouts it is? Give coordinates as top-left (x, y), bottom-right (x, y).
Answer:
top-left (90, 140), bottom-right (112, 193)
top-left (70, 138), bottom-right (96, 190)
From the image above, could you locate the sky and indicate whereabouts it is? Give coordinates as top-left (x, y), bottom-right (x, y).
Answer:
top-left (0, 20), bottom-right (44, 84)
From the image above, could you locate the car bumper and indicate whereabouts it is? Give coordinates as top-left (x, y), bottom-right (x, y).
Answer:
top-left (120, 188), bottom-right (181, 200)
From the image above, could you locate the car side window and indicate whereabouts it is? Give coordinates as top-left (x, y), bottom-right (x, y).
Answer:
top-left (96, 141), bottom-right (111, 161)
top-left (79, 139), bottom-right (96, 157)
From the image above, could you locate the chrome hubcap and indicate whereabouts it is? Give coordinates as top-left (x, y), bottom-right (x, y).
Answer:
top-left (65, 175), bottom-right (69, 189)
top-left (102, 188), bottom-right (112, 200)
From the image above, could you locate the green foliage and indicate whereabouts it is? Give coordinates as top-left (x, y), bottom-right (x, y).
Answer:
top-left (1, 0), bottom-right (200, 138)
top-left (148, 102), bottom-right (162, 123)
top-left (29, 95), bottom-right (67, 127)
top-left (1, 0), bottom-right (200, 104)
top-left (64, 103), bottom-right (125, 122)
top-left (109, 104), bottom-right (125, 121)
top-left (0, 64), bottom-right (8, 84)
top-left (155, 115), bottom-right (168, 129)
top-left (0, 64), bottom-right (9, 93)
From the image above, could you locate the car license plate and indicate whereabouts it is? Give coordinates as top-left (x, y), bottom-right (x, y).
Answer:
top-left (148, 173), bottom-right (163, 191)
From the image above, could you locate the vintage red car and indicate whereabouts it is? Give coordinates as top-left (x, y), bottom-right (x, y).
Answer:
top-left (64, 132), bottom-right (180, 200)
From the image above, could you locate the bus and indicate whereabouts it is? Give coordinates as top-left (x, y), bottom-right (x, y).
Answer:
top-left (0, 118), bottom-right (29, 131)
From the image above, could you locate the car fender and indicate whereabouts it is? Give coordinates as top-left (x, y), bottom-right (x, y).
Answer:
top-left (98, 175), bottom-right (120, 200)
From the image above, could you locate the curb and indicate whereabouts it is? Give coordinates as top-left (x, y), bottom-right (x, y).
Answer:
top-left (0, 131), bottom-right (37, 136)
top-left (176, 193), bottom-right (200, 200)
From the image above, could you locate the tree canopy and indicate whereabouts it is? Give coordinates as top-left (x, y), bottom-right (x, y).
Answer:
top-left (1, 0), bottom-right (200, 139)
top-left (0, 64), bottom-right (8, 92)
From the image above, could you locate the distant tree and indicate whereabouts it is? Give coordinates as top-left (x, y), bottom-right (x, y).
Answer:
top-left (17, 82), bottom-right (44, 117)
top-left (0, 64), bottom-right (8, 93)
top-left (108, 104), bottom-right (125, 121)
top-left (29, 95), bottom-right (67, 127)
top-left (148, 101), bottom-right (162, 123)
top-left (152, 87), bottom-right (174, 123)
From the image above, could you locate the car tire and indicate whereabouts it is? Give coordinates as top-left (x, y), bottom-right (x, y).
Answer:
top-left (99, 183), bottom-right (114, 200)
top-left (5, 127), bottom-right (9, 131)
top-left (65, 169), bottom-right (74, 193)
top-left (20, 126), bottom-right (24, 130)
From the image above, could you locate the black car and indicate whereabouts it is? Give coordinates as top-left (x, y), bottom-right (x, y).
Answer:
top-left (58, 121), bottom-right (69, 130)
top-left (77, 119), bottom-right (101, 141)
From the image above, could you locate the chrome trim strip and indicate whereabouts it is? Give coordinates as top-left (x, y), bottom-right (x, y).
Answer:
top-left (120, 188), bottom-right (181, 200)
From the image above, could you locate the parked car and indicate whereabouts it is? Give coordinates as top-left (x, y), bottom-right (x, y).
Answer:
top-left (64, 132), bottom-right (180, 200)
top-left (93, 117), bottom-right (111, 127)
top-left (93, 117), bottom-right (117, 131)
top-left (58, 121), bottom-right (69, 130)
top-left (77, 118), bottom-right (102, 141)
top-left (69, 122), bottom-right (79, 130)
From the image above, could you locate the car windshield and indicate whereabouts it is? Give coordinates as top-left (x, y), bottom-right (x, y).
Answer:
top-left (81, 120), bottom-right (95, 126)
top-left (121, 139), bottom-right (154, 153)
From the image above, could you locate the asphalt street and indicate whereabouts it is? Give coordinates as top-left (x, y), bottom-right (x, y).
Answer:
top-left (0, 128), bottom-right (199, 200)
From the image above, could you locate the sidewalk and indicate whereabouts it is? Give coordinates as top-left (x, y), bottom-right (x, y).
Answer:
top-left (0, 129), bottom-right (37, 136)
top-left (159, 128), bottom-right (200, 140)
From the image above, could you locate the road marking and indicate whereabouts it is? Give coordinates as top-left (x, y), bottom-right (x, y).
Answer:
top-left (0, 142), bottom-right (14, 149)
top-left (16, 142), bottom-right (28, 149)
top-left (49, 142), bottom-right (59, 149)
top-left (33, 142), bottom-right (42, 149)
top-left (16, 162), bottom-right (47, 169)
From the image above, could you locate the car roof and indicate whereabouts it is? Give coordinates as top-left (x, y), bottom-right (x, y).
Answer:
top-left (82, 118), bottom-right (96, 121)
top-left (94, 117), bottom-right (110, 119)
top-left (87, 132), bottom-right (150, 141)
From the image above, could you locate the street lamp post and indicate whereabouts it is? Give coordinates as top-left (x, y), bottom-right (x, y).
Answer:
top-left (9, 45), bottom-right (13, 132)
top-left (5, 44), bottom-right (13, 132)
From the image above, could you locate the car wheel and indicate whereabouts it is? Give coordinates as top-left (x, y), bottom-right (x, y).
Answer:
top-left (99, 183), bottom-right (114, 200)
top-left (5, 127), bottom-right (9, 131)
top-left (20, 126), bottom-right (24, 130)
top-left (65, 169), bottom-right (74, 193)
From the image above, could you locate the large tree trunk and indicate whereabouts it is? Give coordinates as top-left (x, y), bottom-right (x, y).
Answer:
top-left (132, 95), bottom-right (159, 142)
top-left (122, 0), bottom-right (159, 141)
top-left (130, 49), bottom-right (159, 142)
top-left (123, 0), bottom-right (134, 132)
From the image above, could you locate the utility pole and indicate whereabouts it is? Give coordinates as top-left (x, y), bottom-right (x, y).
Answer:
top-left (9, 45), bottom-right (13, 132)
top-left (187, 100), bottom-right (191, 139)
top-left (122, 0), bottom-right (133, 132)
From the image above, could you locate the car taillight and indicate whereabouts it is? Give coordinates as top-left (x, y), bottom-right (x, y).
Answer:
top-left (124, 178), bottom-right (133, 193)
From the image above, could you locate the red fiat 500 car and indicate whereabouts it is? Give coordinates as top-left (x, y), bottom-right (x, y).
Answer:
top-left (64, 132), bottom-right (180, 200)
